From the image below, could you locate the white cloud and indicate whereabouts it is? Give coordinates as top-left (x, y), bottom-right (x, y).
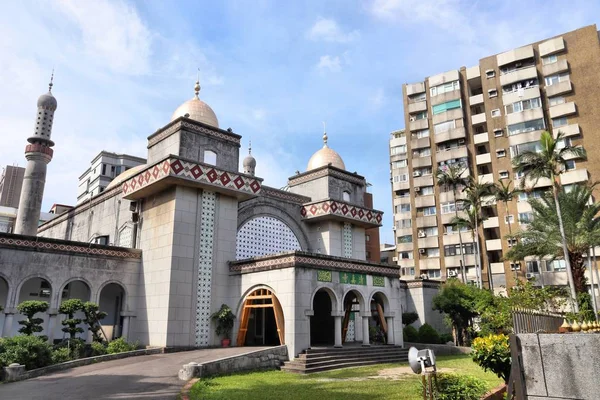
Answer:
top-left (316, 55), bottom-right (342, 72)
top-left (307, 17), bottom-right (360, 43)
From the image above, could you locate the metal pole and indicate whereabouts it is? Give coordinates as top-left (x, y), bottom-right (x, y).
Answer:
top-left (592, 247), bottom-right (600, 322)
top-left (587, 248), bottom-right (598, 319)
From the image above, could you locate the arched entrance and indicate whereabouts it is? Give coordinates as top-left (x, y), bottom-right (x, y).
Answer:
top-left (370, 292), bottom-right (389, 344)
top-left (99, 283), bottom-right (125, 340)
top-left (311, 288), bottom-right (335, 346)
top-left (15, 277), bottom-right (52, 336)
top-left (237, 288), bottom-right (284, 346)
top-left (56, 280), bottom-right (91, 341)
top-left (342, 290), bottom-right (364, 344)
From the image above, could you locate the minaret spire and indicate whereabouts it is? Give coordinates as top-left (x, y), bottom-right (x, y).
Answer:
top-left (194, 68), bottom-right (201, 99)
top-left (49, 69), bottom-right (54, 93)
top-left (322, 121), bottom-right (328, 147)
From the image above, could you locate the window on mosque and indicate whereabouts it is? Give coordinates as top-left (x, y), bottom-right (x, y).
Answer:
top-left (93, 235), bottom-right (109, 246)
top-left (342, 191), bottom-right (351, 202)
top-left (204, 150), bottom-right (217, 165)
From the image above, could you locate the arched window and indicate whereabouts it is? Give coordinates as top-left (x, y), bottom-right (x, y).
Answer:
top-left (236, 216), bottom-right (301, 259)
top-left (342, 191), bottom-right (351, 202)
top-left (204, 150), bottom-right (217, 165)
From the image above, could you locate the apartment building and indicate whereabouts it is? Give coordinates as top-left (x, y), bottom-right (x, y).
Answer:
top-left (390, 25), bottom-right (600, 290)
top-left (0, 165), bottom-right (25, 208)
top-left (77, 151), bottom-right (146, 203)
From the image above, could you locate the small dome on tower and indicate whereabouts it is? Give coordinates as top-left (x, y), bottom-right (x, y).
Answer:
top-left (243, 141), bottom-right (256, 168)
top-left (307, 131), bottom-right (345, 171)
top-left (37, 74), bottom-right (57, 110)
top-left (171, 80), bottom-right (219, 128)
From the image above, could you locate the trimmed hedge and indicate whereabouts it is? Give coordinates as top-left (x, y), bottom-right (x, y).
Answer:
top-left (418, 323), bottom-right (441, 344)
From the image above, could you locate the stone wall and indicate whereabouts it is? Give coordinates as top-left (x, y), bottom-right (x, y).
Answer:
top-left (178, 345), bottom-right (288, 380)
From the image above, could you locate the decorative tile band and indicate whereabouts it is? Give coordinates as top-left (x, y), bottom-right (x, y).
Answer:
top-left (261, 186), bottom-right (311, 204)
top-left (372, 276), bottom-right (385, 287)
top-left (195, 190), bottom-right (216, 347)
top-left (121, 157), bottom-right (262, 198)
top-left (343, 223), bottom-right (353, 258)
top-left (317, 270), bottom-right (332, 282)
top-left (0, 234), bottom-right (141, 259)
top-left (301, 200), bottom-right (383, 226)
top-left (147, 119), bottom-right (241, 148)
top-left (339, 272), bottom-right (366, 285)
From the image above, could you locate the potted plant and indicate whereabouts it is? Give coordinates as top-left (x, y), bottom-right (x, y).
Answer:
top-left (211, 304), bottom-right (236, 347)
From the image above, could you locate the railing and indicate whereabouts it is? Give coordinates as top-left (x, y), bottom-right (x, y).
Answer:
top-left (511, 308), bottom-right (564, 334)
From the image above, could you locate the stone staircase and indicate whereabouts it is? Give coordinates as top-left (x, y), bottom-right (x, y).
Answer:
top-left (281, 345), bottom-right (409, 373)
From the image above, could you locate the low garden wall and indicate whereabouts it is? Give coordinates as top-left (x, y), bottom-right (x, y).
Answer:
top-left (404, 342), bottom-right (471, 356)
top-left (179, 345), bottom-right (288, 381)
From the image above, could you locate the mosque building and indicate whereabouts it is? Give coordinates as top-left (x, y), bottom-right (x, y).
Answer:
top-left (0, 78), bottom-right (444, 356)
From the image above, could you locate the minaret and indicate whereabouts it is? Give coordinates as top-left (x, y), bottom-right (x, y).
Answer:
top-left (14, 74), bottom-right (57, 236)
top-left (243, 140), bottom-right (256, 176)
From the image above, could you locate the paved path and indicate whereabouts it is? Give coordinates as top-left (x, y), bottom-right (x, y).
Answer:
top-left (0, 347), bottom-right (269, 400)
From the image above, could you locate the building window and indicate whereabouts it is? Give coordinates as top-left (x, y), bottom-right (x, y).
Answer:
top-left (510, 262), bottom-right (521, 271)
top-left (542, 54), bottom-right (558, 65)
top-left (418, 186), bottom-right (435, 195)
top-left (508, 238), bottom-right (518, 247)
top-left (518, 212), bottom-right (534, 224)
top-left (342, 191), bottom-right (351, 202)
top-left (444, 243), bottom-right (475, 256)
top-left (505, 97), bottom-right (542, 114)
top-left (491, 109), bottom-right (501, 118)
top-left (485, 70), bottom-right (495, 78)
top-left (564, 160), bottom-right (576, 171)
top-left (434, 120), bottom-right (457, 134)
top-left (397, 219), bottom-right (412, 229)
top-left (430, 80), bottom-right (460, 96)
top-left (507, 118), bottom-right (545, 136)
top-left (398, 235), bottom-right (412, 244)
top-left (396, 203), bottom-right (411, 213)
top-left (392, 160), bottom-right (408, 169)
top-left (432, 99), bottom-right (462, 115)
top-left (444, 224), bottom-right (468, 234)
top-left (493, 129), bottom-right (503, 137)
top-left (204, 150), bottom-right (217, 165)
top-left (526, 261), bottom-right (540, 273)
top-left (545, 72), bottom-right (569, 86)
top-left (391, 145), bottom-right (407, 155)
top-left (93, 235), bottom-right (109, 246)
top-left (440, 201), bottom-right (456, 214)
top-left (401, 267), bottom-right (416, 276)
top-left (510, 141), bottom-right (542, 157)
top-left (413, 148), bottom-right (431, 158)
top-left (421, 206), bottom-right (437, 216)
top-left (504, 215), bottom-right (514, 224)
top-left (409, 92), bottom-right (426, 102)
top-left (428, 269), bottom-right (441, 278)
top-left (552, 117), bottom-right (568, 128)
top-left (488, 89), bottom-right (498, 98)
top-left (499, 170), bottom-right (509, 179)
top-left (425, 248), bottom-right (440, 257)
top-left (496, 149), bottom-right (506, 158)
top-left (546, 259), bottom-right (566, 272)
top-left (399, 251), bottom-right (413, 259)
top-left (413, 129), bottom-right (430, 139)
top-left (410, 111), bottom-right (428, 121)
top-left (548, 96), bottom-right (565, 106)
top-left (393, 174), bottom-right (408, 183)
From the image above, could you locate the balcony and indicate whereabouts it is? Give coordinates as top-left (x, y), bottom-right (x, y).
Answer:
top-left (441, 211), bottom-right (466, 225)
top-left (505, 108), bottom-right (544, 126)
top-left (433, 126), bottom-right (466, 144)
top-left (406, 82), bottom-right (425, 96)
top-left (397, 258), bottom-right (414, 268)
top-left (439, 190), bottom-right (465, 203)
top-left (560, 168), bottom-right (589, 185)
top-left (515, 176), bottom-right (552, 189)
top-left (490, 262), bottom-right (505, 274)
top-left (428, 70), bottom-right (460, 87)
top-left (414, 194), bottom-right (435, 208)
top-left (431, 90), bottom-right (461, 106)
top-left (473, 132), bottom-right (489, 144)
top-left (466, 65), bottom-right (480, 80)
top-left (392, 181), bottom-right (410, 192)
top-left (476, 153), bottom-right (491, 165)
top-left (502, 86), bottom-right (541, 106)
top-left (410, 136), bottom-right (430, 149)
top-left (508, 130), bottom-right (543, 147)
top-left (471, 112), bottom-right (486, 126)
top-left (486, 239), bottom-right (503, 251)
top-left (445, 255), bottom-right (476, 267)
top-left (390, 136), bottom-right (406, 147)
top-left (545, 80), bottom-right (572, 97)
top-left (416, 215), bottom-right (437, 228)
top-left (396, 242), bottom-right (413, 252)
top-left (499, 65), bottom-right (538, 87)
top-left (395, 227), bottom-right (413, 237)
top-left (432, 108), bottom-right (463, 125)
top-left (539, 37), bottom-right (565, 57)
top-left (483, 216), bottom-right (499, 229)
top-left (554, 123), bottom-right (580, 138)
top-left (436, 146), bottom-right (468, 163)
top-left (419, 258), bottom-right (441, 270)
top-left (412, 156), bottom-right (432, 169)
top-left (542, 59), bottom-right (569, 76)
top-left (442, 233), bottom-right (467, 246)
top-left (478, 174), bottom-right (494, 185)
top-left (469, 93), bottom-right (484, 106)
top-left (410, 118), bottom-right (429, 132)
top-left (413, 175), bottom-right (434, 188)
top-left (549, 101), bottom-right (576, 119)
top-left (418, 236), bottom-right (439, 249)
top-left (497, 45), bottom-right (534, 68)
top-left (408, 101), bottom-right (427, 114)
top-left (394, 196), bottom-right (412, 206)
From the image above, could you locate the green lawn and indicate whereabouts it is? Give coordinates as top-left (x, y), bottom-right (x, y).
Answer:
top-left (188, 355), bottom-right (503, 400)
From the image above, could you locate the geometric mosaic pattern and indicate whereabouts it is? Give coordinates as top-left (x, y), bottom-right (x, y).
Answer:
top-left (121, 157), bottom-right (262, 198)
top-left (342, 222), bottom-right (353, 258)
top-left (0, 234), bottom-right (141, 259)
top-left (372, 276), bottom-right (385, 287)
top-left (195, 190), bottom-right (216, 347)
top-left (118, 226), bottom-right (133, 248)
top-left (301, 200), bottom-right (383, 227)
top-left (147, 120), bottom-right (241, 148)
top-left (288, 166), bottom-right (366, 187)
top-left (235, 216), bottom-right (301, 260)
top-left (347, 319), bottom-right (355, 342)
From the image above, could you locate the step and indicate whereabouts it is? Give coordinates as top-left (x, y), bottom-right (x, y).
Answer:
top-left (288, 358), bottom-right (409, 374)
top-left (302, 349), bottom-right (408, 360)
top-left (302, 352), bottom-right (408, 364)
top-left (302, 354), bottom-right (408, 368)
top-left (304, 346), bottom-right (406, 356)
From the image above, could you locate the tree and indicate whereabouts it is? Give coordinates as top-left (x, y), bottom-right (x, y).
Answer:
top-left (506, 185), bottom-right (599, 296)
top-left (82, 302), bottom-right (107, 343)
top-left (494, 180), bottom-right (521, 282)
top-left (16, 300), bottom-right (49, 336)
top-left (58, 299), bottom-right (85, 340)
top-left (436, 163), bottom-right (468, 282)
top-left (513, 131), bottom-right (587, 310)
top-left (432, 279), bottom-right (480, 346)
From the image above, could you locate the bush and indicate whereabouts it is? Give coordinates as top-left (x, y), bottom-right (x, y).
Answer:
top-left (402, 312), bottom-right (419, 326)
top-left (90, 341), bottom-right (107, 356)
top-left (418, 323), bottom-right (441, 344)
top-left (58, 299), bottom-right (85, 339)
top-left (51, 347), bottom-right (72, 364)
top-left (16, 300), bottom-right (49, 336)
top-left (433, 373), bottom-right (488, 400)
top-left (0, 335), bottom-right (53, 370)
top-left (403, 325), bottom-right (419, 342)
top-left (440, 333), bottom-right (454, 344)
top-left (107, 338), bottom-right (138, 354)
top-left (471, 334), bottom-right (511, 382)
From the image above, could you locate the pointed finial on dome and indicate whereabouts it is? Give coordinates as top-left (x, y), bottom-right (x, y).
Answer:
top-left (49, 69), bottom-right (54, 93)
top-left (194, 68), bottom-right (201, 98)
top-left (249, 139), bottom-right (252, 155)
top-left (322, 121), bottom-right (328, 147)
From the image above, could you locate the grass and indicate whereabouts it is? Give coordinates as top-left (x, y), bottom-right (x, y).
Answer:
top-left (188, 355), bottom-right (503, 400)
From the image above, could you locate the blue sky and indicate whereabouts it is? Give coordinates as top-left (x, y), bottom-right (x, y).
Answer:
top-left (0, 0), bottom-right (598, 244)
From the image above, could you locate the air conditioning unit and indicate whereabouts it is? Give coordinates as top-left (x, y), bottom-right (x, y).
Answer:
top-left (419, 248), bottom-right (426, 254)
top-left (392, 226), bottom-right (396, 231)
top-left (511, 263), bottom-right (521, 271)
top-left (410, 116), bottom-right (416, 122)
top-left (413, 171), bottom-right (421, 177)
top-left (448, 270), bottom-right (458, 277)
top-left (414, 187), bottom-right (421, 192)
top-left (526, 272), bottom-right (535, 279)
top-left (458, 139), bottom-right (466, 145)
top-left (418, 231), bottom-right (427, 238)
top-left (392, 257), bottom-right (398, 262)
top-left (420, 274), bottom-right (429, 280)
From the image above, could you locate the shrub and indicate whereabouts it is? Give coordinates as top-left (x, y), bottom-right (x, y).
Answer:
top-left (433, 373), bottom-right (488, 400)
top-left (471, 333), bottom-right (511, 382)
top-left (440, 333), bottom-right (454, 344)
top-left (211, 304), bottom-right (236, 340)
top-left (107, 338), bottom-right (138, 354)
top-left (51, 347), bottom-right (72, 364)
top-left (16, 300), bottom-right (49, 336)
top-left (402, 312), bottom-right (419, 326)
top-left (82, 302), bottom-right (107, 343)
top-left (0, 335), bottom-right (53, 370)
top-left (59, 299), bottom-right (85, 339)
top-left (90, 341), bottom-right (107, 356)
top-left (418, 323), bottom-right (441, 344)
top-left (403, 325), bottom-right (419, 342)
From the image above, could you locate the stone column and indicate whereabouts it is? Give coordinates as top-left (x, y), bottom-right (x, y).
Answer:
top-left (46, 310), bottom-right (58, 343)
top-left (122, 316), bottom-right (130, 341)
top-left (2, 310), bottom-right (15, 338)
top-left (333, 315), bottom-right (343, 348)
top-left (386, 317), bottom-right (395, 345)
top-left (362, 313), bottom-right (371, 346)
top-left (355, 314), bottom-right (363, 342)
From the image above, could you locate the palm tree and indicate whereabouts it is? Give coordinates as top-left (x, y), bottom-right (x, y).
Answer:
top-left (494, 180), bottom-right (521, 282)
top-left (577, 187), bottom-right (600, 318)
top-left (436, 163), bottom-right (468, 282)
top-left (513, 131), bottom-right (586, 311)
top-left (451, 207), bottom-right (478, 286)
